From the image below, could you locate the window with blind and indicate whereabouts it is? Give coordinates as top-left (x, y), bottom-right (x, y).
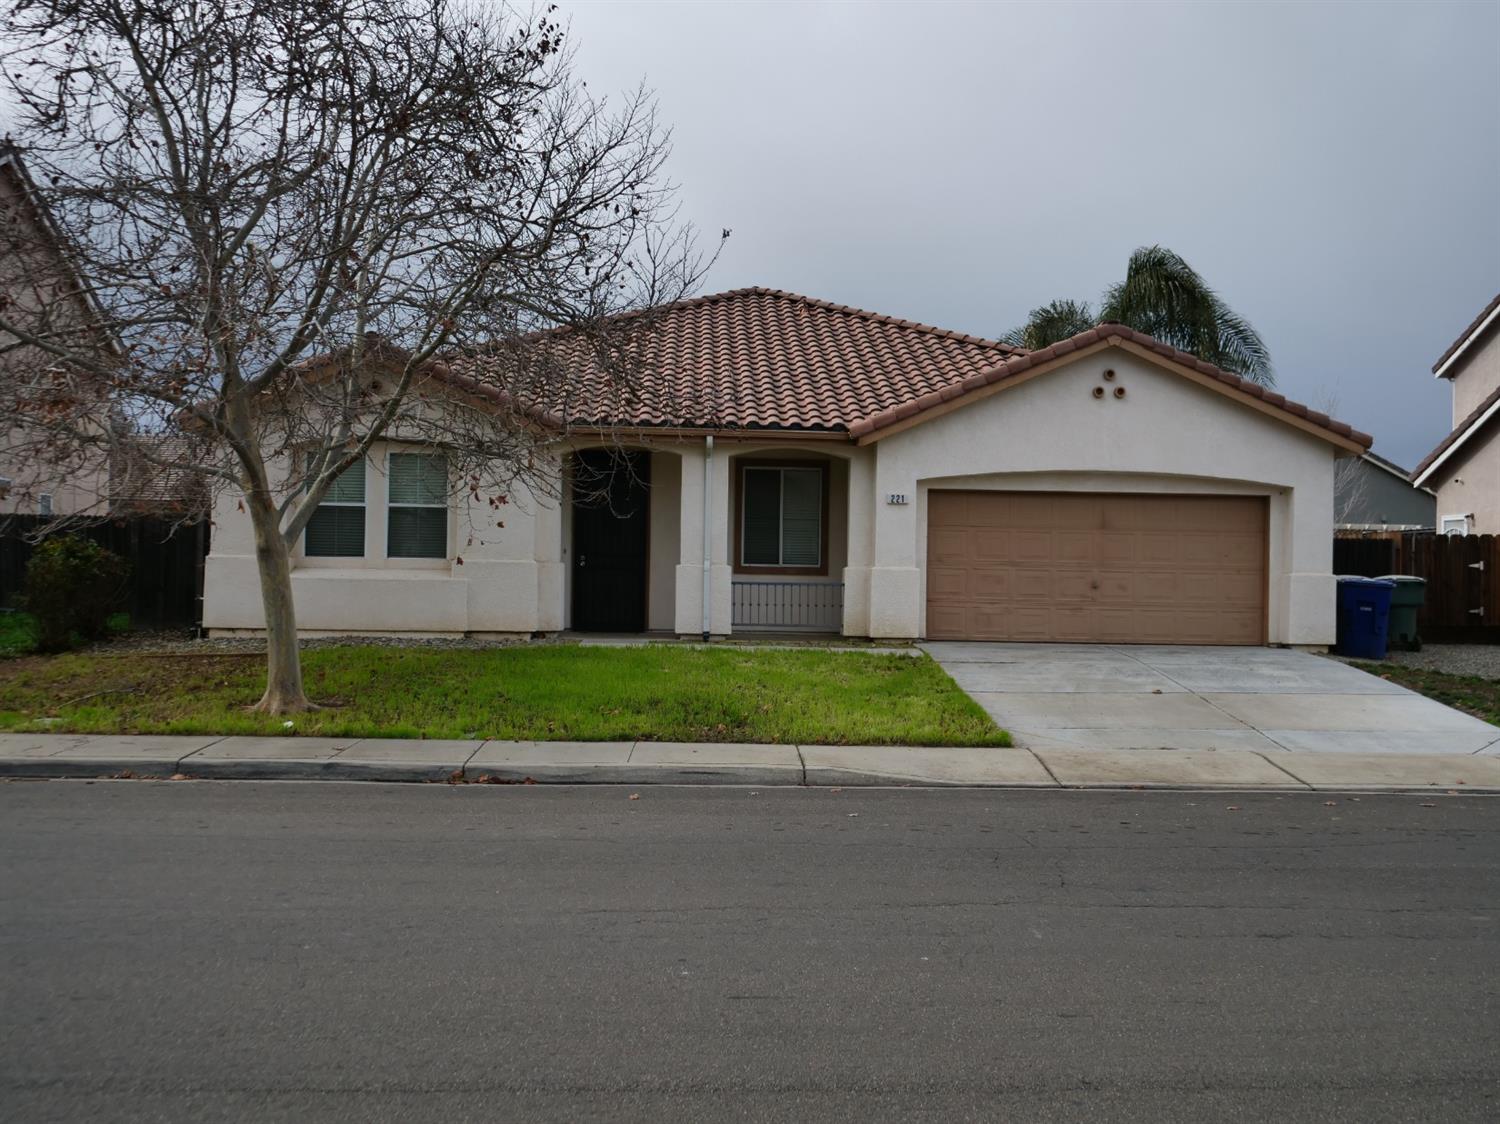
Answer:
top-left (388, 452), bottom-right (448, 558)
top-left (304, 458), bottom-right (366, 557)
top-left (740, 465), bottom-right (823, 569)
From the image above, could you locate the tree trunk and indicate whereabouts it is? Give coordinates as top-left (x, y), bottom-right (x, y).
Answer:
top-left (245, 488), bottom-right (316, 714)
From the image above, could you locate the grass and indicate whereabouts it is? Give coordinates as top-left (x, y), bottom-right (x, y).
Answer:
top-left (0, 612), bottom-right (36, 658)
top-left (1351, 661), bottom-right (1500, 727)
top-left (0, 611), bottom-right (131, 658)
top-left (0, 644), bottom-right (1011, 746)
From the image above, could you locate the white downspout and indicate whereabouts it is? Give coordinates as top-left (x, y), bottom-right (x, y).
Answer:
top-left (701, 435), bottom-right (713, 641)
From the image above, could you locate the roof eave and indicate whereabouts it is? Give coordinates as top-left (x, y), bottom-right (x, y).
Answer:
top-left (851, 330), bottom-right (1371, 454)
top-left (1432, 295), bottom-right (1500, 378)
top-left (1412, 394), bottom-right (1500, 487)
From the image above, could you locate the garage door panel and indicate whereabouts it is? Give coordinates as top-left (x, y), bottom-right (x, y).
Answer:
top-left (925, 491), bottom-right (1266, 644)
top-left (927, 567), bottom-right (970, 599)
top-left (1054, 531), bottom-right (1097, 564)
top-left (1011, 568), bottom-right (1058, 601)
top-left (929, 528), bottom-right (971, 565)
top-left (973, 529), bottom-right (1012, 561)
top-left (1011, 530), bottom-right (1054, 562)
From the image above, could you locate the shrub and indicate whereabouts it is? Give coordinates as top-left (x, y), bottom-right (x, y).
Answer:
top-left (22, 536), bottom-right (131, 652)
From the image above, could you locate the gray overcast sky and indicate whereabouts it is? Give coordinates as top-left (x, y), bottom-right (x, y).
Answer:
top-left (565, 0), bottom-right (1499, 469)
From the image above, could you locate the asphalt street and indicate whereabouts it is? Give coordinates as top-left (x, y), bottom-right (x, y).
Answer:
top-left (1, 780), bottom-right (1497, 1123)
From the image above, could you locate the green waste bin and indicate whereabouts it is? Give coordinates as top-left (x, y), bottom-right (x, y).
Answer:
top-left (1378, 575), bottom-right (1426, 651)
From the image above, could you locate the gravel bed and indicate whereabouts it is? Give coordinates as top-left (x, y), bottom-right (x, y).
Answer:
top-left (80, 630), bottom-right (538, 656)
top-left (1328, 644), bottom-right (1500, 680)
top-left (76, 631), bottom-right (905, 656)
top-left (1380, 644), bottom-right (1500, 680)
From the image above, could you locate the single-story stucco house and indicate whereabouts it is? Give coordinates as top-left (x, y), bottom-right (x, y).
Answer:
top-left (202, 287), bottom-right (1372, 646)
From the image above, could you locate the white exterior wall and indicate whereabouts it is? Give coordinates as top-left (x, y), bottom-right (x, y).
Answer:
top-left (203, 439), bottom-right (557, 637)
top-left (865, 347), bottom-right (1342, 645)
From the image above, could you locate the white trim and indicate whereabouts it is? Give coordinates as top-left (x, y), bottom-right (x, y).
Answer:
top-left (1412, 395), bottom-right (1500, 487)
top-left (1440, 514), bottom-right (1470, 536)
top-left (1434, 303), bottom-right (1500, 379)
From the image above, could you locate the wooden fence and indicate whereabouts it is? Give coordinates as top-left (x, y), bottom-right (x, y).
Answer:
top-left (0, 515), bottom-right (210, 630)
top-left (1334, 531), bottom-right (1499, 643)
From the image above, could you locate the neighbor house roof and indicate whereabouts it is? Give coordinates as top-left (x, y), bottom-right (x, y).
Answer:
top-left (1432, 291), bottom-right (1500, 378)
top-left (1361, 450), bottom-right (1432, 492)
top-left (109, 435), bottom-right (210, 516)
top-left (1411, 381), bottom-right (1500, 487)
top-left (438, 287), bottom-right (1371, 451)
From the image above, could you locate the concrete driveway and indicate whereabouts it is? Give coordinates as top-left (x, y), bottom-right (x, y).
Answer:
top-left (922, 643), bottom-right (1500, 756)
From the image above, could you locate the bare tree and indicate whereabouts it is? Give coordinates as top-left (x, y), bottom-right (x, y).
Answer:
top-left (0, 0), bottom-right (715, 711)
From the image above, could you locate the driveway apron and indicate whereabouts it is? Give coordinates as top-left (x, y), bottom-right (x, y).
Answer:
top-left (921, 643), bottom-right (1500, 755)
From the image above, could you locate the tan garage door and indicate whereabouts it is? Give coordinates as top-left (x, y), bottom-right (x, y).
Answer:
top-left (926, 491), bottom-right (1267, 644)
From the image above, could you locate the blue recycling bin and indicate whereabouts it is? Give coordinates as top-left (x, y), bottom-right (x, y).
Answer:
top-left (1335, 577), bottom-right (1395, 659)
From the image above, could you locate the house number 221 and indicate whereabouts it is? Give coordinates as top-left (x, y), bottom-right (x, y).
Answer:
top-left (887, 493), bottom-right (909, 505)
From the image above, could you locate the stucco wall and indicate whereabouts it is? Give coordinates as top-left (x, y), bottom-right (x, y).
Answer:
top-left (1448, 328), bottom-right (1500, 426)
top-left (646, 451), bottom-right (681, 631)
top-left (0, 161), bottom-right (113, 518)
top-left (865, 346), bottom-right (1342, 645)
top-left (202, 439), bottom-right (556, 636)
top-left (1433, 427), bottom-right (1500, 535)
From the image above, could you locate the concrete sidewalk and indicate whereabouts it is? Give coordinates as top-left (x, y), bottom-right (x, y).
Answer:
top-left (3, 733), bottom-right (1500, 792)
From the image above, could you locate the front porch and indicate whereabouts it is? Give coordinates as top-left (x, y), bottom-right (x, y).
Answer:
top-left (561, 440), bottom-right (870, 637)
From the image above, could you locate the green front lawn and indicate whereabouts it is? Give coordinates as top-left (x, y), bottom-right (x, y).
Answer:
top-left (0, 644), bottom-right (1010, 746)
top-left (1351, 661), bottom-right (1500, 727)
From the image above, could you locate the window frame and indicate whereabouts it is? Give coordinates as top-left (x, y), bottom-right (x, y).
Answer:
top-left (302, 456), bottom-right (367, 559)
top-left (1440, 514), bottom-right (1470, 537)
top-left (733, 460), bottom-right (830, 576)
top-left (385, 451), bottom-right (449, 560)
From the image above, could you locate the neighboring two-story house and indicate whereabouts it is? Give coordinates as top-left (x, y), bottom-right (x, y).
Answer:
top-left (0, 144), bottom-right (115, 518)
top-left (1413, 292), bottom-right (1500, 534)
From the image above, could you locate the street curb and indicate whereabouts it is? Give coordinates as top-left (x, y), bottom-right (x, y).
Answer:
top-left (179, 758), bottom-right (463, 783)
top-left (4, 734), bottom-right (1500, 793)
top-left (3, 757), bottom-right (1499, 793)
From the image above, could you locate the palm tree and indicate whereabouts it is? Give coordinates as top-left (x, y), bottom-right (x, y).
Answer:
top-left (1003, 246), bottom-right (1273, 385)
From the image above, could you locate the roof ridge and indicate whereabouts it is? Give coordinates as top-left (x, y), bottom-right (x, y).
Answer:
top-left (749, 288), bottom-right (1021, 354)
top-left (848, 323), bottom-right (1372, 449)
top-left (452, 285), bottom-right (1024, 358)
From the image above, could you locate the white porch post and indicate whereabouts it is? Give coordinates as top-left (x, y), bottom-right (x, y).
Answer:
top-left (868, 456), bottom-right (922, 640)
top-left (674, 441), bottom-right (733, 636)
top-left (841, 448), bottom-right (875, 636)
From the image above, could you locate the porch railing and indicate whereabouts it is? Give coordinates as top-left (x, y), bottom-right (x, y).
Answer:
top-left (731, 580), bottom-right (844, 632)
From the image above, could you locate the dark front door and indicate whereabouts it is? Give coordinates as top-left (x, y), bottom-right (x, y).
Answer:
top-left (571, 449), bottom-right (650, 632)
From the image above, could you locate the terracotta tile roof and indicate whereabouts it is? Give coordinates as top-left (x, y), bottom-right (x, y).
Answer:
top-left (440, 287), bottom-right (1019, 432)
top-left (1411, 380), bottom-right (1500, 482)
top-left (437, 288), bottom-right (1370, 451)
top-left (1432, 291), bottom-right (1500, 375)
top-left (846, 322), bottom-right (1373, 449)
